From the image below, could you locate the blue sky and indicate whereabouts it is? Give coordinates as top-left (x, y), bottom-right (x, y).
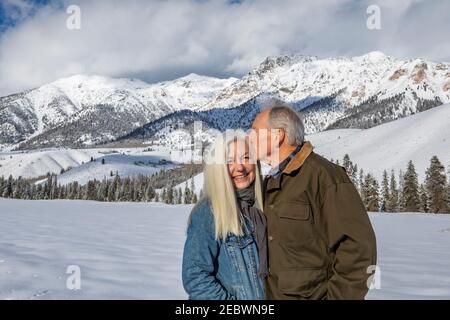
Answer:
top-left (0, 0), bottom-right (52, 32)
top-left (0, 0), bottom-right (449, 96)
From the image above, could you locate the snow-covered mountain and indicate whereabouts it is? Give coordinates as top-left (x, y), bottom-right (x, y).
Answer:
top-left (1, 104), bottom-right (448, 185)
top-left (0, 74), bottom-right (236, 149)
top-left (1, 51), bottom-right (449, 150)
top-left (202, 51), bottom-right (450, 111)
top-left (114, 52), bottom-right (450, 148)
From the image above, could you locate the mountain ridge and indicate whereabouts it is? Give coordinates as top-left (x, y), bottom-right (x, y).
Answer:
top-left (1, 51), bottom-right (449, 150)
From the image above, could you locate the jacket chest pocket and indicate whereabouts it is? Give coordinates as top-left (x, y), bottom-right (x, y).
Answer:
top-left (277, 202), bottom-right (314, 245)
top-left (225, 234), bottom-right (254, 248)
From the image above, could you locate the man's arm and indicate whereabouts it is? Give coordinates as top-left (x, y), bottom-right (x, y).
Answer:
top-left (321, 182), bottom-right (377, 299)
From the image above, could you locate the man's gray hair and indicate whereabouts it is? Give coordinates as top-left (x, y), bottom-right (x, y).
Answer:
top-left (263, 99), bottom-right (305, 146)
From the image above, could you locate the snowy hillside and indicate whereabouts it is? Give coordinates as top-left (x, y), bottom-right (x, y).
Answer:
top-left (57, 153), bottom-right (174, 186)
top-left (308, 103), bottom-right (450, 181)
top-left (1, 198), bottom-right (449, 299)
top-left (0, 147), bottom-right (171, 180)
top-left (0, 148), bottom-right (103, 179)
top-left (1, 51), bottom-right (449, 149)
top-left (164, 104), bottom-right (449, 195)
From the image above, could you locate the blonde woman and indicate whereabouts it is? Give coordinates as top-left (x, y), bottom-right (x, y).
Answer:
top-left (182, 131), bottom-right (267, 300)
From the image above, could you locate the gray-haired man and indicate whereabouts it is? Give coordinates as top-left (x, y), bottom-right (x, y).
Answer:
top-left (249, 102), bottom-right (377, 300)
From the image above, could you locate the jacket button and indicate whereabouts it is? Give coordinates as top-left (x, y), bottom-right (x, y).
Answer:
top-left (269, 204), bottom-right (274, 209)
top-left (268, 235), bottom-right (274, 241)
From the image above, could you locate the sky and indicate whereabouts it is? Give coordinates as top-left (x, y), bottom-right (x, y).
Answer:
top-left (0, 0), bottom-right (449, 96)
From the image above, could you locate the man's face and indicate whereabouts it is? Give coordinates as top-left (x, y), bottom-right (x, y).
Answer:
top-left (249, 109), bottom-right (278, 162)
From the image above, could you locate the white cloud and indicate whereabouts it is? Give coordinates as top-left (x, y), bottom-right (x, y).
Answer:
top-left (0, 0), bottom-right (449, 96)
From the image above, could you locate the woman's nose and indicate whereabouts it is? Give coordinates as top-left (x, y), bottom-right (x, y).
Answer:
top-left (233, 163), bottom-right (245, 171)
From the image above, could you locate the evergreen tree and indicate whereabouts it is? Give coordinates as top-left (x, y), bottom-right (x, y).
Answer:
top-left (173, 188), bottom-right (179, 204)
top-left (177, 188), bottom-right (182, 204)
top-left (12, 177), bottom-right (21, 199)
top-left (402, 161), bottom-right (420, 212)
top-left (190, 177), bottom-right (195, 197)
top-left (167, 184), bottom-right (174, 204)
top-left (2, 175), bottom-right (13, 198)
top-left (398, 170), bottom-right (405, 212)
top-left (446, 166), bottom-right (450, 213)
top-left (50, 175), bottom-right (58, 199)
top-left (85, 180), bottom-right (96, 200)
top-left (381, 170), bottom-right (389, 212)
top-left (362, 173), bottom-right (380, 212)
top-left (342, 154), bottom-right (358, 188)
top-left (192, 192), bottom-right (198, 204)
top-left (184, 182), bottom-right (191, 204)
top-left (387, 170), bottom-right (399, 212)
top-left (419, 183), bottom-right (429, 213)
top-left (358, 169), bottom-right (365, 201)
top-left (350, 163), bottom-right (358, 190)
top-left (343, 154), bottom-right (352, 173)
top-left (424, 156), bottom-right (448, 213)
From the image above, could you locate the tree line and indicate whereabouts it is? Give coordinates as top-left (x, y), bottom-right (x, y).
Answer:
top-left (0, 164), bottom-right (201, 205)
top-left (334, 154), bottom-right (449, 213)
top-left (0, 155), bottom-right (449, 212)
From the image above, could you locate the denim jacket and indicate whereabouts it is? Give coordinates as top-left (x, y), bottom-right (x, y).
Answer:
top-left (182, 198), bottom-right (265, 300)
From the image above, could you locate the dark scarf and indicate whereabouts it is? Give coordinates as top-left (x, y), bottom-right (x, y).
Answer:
top-left (235, 184), bottom-right (269, 279)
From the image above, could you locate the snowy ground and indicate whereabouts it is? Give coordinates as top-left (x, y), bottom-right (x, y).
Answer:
top-left (1, 198), bottom-right (450, 300)
top-left (0, 199), bottom-right (189, 299)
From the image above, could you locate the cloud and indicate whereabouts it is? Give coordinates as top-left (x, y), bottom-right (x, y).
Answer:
top-left (0, 0), bottom-right (449, 96)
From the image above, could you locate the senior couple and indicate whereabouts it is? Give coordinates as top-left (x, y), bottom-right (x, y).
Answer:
top-left (182, 100), bottom-right (377, 300)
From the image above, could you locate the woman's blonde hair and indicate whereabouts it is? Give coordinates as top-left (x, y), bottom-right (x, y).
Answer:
top-left (195, 130), bottom-right (264, 240)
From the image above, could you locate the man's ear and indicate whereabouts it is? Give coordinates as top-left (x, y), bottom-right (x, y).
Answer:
top-left (277, 129), bottom-right (286, 146)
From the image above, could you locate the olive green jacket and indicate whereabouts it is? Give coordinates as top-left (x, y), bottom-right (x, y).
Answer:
top-left (263, 141), bottom-right (377, 300)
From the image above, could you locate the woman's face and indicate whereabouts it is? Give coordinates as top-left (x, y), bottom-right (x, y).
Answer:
top-left (227, 140), bottom-right (256, 189)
